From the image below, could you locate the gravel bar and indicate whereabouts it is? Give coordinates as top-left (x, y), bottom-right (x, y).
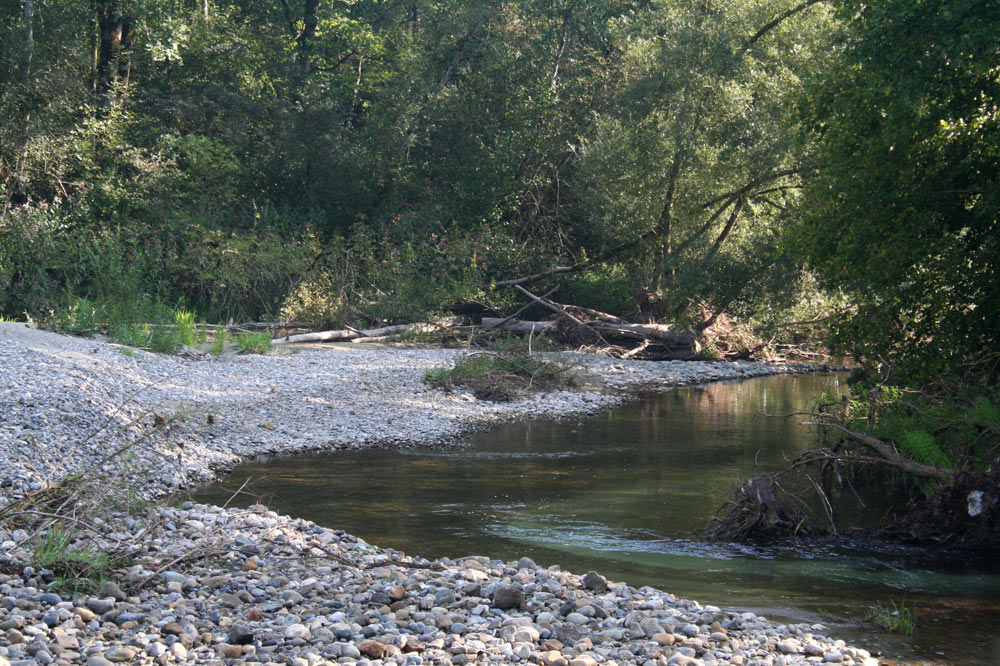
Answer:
top-left (0, 322), bottom-right (875, 666)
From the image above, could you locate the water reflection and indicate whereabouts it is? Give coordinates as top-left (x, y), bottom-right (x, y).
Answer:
top-left (196, 373), bottom-right (1000, 666)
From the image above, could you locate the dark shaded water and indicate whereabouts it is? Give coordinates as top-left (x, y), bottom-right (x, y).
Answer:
top-left (196, 373), bottom-right (1000, 665)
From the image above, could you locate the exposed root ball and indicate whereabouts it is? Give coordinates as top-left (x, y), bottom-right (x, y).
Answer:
top-left (707, 475), bottom-right (815, 541)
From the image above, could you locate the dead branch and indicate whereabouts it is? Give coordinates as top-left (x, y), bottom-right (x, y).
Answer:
top-left (484, 286), bottom-right (561, 330)
top-left (775, 306), bottom-right (854, 328)
top-left (514, 284), bottom-right (610, 346)
top-left (802, 421), bottom-right (954, 479)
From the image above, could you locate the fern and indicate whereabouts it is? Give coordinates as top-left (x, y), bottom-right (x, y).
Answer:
top-left (899, 430), bottom-right (951, 469)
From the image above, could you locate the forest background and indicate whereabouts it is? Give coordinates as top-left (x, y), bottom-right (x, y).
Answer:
top-left (1, 0), bottom-right (997, 541)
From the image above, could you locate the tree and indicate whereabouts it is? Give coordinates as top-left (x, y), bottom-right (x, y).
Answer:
top-left (575, 0), bottom-right (835, 322)
top-left (799, 0), bottom-right (1000, 381)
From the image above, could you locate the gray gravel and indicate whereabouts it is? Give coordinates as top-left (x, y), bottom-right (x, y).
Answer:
top-left (0, 322), bottom-right (873, 666)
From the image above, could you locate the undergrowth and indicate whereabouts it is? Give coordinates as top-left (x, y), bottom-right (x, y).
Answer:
top-left (235, 331), bottom-right (271, 354)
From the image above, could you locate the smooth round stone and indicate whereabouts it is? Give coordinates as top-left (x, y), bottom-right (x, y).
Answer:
top-left (492, 586), bottom-right (524, 610)
top-left (85, 599), bottom-right (115, 615)
top-left (569, 657), bottom-right (599, 666)
top-left (38, 594), bottom-right (61, 606)
top-left (73, 608), bottom-right (96, 623)
top-left (284, 624), bottom-right (310, 640)
top-left (516, 557), bottom-right (537, 571)
top-left (540, 650), bottom-right (568, 666)
top-left (824, 652), bottom-right (844, 663)
top-left (434, 589), bottom-right (456, 606)
top-left (566, 613), bottom-right (590, 625)
top-left (104, 647), bottom-right (136, 663)
top-left (113, 613), bottom-right (143, 626)
top-left (681, 624), bottom-right (700, 637)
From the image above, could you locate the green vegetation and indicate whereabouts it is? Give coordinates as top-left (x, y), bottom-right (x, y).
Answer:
top-left (209, 328), bottom-right (228, 356)
top-left (865, 600), bottom-right (916, 636)
top-left (31, 527), bottom-right (124, 594)
top-left (424, 353), bottom-right (575, 401)
top-left (235, 331), bottom-right (271, 355)
top-left (798, 0), bottom-right (999, 382)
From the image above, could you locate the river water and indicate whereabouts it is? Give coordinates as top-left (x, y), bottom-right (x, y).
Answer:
top-left (195, 373), bottom-right (1000, 665)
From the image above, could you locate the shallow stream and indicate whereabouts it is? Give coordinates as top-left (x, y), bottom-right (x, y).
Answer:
top-left (196, 373), bottom-right (1000, 665)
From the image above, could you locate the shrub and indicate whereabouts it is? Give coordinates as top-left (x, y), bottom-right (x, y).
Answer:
top-left (423, 352), bottom-right (575, 401)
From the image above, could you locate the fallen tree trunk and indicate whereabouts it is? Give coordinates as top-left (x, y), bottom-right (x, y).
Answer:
top-left (480, 317), bottom-right (700, 355)
top-left (272, 323), bottom-right (434, 345)
top-left (481, 318), bottom-right (555, 334)
top-left (803, 422), bottom-right (955, 479)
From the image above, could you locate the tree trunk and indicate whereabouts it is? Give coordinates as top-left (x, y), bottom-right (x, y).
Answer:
top-left (705, 195), bottom-right (745, 261)
top-left (297, 0), bottom-right (321, 77)
top-left (96, 0), bottom-right (133, 110)
top-left (23, 0), bottom-right (33, 76)
top-left (271, 323), bottom-right (437, 345)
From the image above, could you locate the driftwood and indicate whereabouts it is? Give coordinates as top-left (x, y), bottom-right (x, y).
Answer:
top-left (484, 286), bottom-right (561, 331)
top-left (272, 323), bottom-right (437, 345)
top-left (481, 317), bottom-right (700, 356)
top-left (481, 318), bottom-right (555, 334)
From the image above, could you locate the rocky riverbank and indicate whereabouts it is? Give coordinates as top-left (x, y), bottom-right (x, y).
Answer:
top-left (0, 322), bottom-right (871, 666)
top-left (0, 502), bottom-right (878, 666)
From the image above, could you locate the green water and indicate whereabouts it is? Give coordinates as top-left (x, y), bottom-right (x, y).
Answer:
top-left (195, 373), bottom-right (1000, 665)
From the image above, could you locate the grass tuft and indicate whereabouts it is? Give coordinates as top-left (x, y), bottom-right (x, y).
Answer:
top-left (865, 599), bottom-right (916, 635)
top-left (235, 331), bottom-right (271, 354)
top-left (31, 528), bottom-right (124, 595)
top-left (423, 352), bottom-right (575, 401)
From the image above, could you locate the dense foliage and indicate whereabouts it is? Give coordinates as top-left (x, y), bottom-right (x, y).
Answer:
top-left (799, 0), bottom-right (1000, 384)
top-left (0, 0), bottom-right (995, 378)
top-left (1, 0), bottom-right (838, 328)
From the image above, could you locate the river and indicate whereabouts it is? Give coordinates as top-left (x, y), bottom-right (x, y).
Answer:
top-left (195, 373), bottom-right (1000, 665)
